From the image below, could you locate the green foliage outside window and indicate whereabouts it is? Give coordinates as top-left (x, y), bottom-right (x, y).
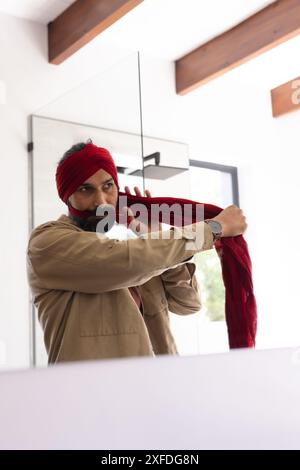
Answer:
top-left (194, 250), bottom-right (225, 322)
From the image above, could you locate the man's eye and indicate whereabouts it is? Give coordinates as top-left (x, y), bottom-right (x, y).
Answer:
top-left (79, 187), bottom-right (92, 192)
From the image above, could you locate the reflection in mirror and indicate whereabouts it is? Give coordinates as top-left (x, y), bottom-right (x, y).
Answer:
top-left (29, 53), bottom-right (143, 367)
top-left (27, 45), bottom-right (300, 369)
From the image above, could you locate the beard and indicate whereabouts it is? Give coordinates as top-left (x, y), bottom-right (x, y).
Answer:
top-left (69, 202), bottom-right (118, 233)
top-left (70, 213), bottom-right (110, 233)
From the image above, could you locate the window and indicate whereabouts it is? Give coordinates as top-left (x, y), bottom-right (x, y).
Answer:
top-left (169, 160), bottom-right (239, 355)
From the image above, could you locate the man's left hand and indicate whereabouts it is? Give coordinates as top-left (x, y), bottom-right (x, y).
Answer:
top-left (123, 186), bottom-right (162, 235)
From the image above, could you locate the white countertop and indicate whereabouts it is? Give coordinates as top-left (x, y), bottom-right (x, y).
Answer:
top-left (0, 346), bottom-right (300, 450)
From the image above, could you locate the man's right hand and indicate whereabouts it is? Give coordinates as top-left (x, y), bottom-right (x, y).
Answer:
top-left (212, 204), bottom-right (248, 237)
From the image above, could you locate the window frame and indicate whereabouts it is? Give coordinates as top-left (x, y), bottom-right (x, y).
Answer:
top-left (189, 159), bottom-right (240, 207)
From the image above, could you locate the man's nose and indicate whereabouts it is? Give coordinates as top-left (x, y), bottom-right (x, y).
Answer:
top-left (93, 188), bottom-right (107, 206)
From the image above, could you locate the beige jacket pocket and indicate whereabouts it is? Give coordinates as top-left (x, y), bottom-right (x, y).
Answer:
top-left (79, 291), bottom-right (139, 337)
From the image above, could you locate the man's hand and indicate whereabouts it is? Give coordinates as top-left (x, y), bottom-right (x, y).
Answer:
top-left (212, 204), bottom-right (247, 237)
top-left (123, 186), bottom-right (162, 235)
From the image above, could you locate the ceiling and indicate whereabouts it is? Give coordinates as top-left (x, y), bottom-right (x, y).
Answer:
top-left (0, 0), bottom-right (75, 24)
top-left (100, 0), bottom-right (276, 60)
top-left (0, 0), bottom-right (276, 60)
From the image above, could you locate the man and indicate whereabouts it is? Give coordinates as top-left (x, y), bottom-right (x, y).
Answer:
top-left (27, 141), bottom-right (247, 364)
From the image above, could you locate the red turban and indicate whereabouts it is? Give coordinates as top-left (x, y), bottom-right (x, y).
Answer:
top-left (56, 143), bottom-right (120, 218)
top-left (55, 143), bottom-right (257, 349)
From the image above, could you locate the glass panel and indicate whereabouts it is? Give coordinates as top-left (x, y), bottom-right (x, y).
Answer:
top-left (169, 164), bottom-right (236, 355)
top-left (189, 166), bottom-right (233, 208)
top-left (188, 164), bottom-right (236, 354)
top-left (30, 53), bottom-right (143, 367)
top-left (139, 53), bottom-right (237, 356)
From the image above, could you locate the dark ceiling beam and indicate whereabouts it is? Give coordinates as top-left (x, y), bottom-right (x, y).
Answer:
top-left (48, 0), bottom-right (143, 64)
top-left (176, 0), bottom-right (300, 95)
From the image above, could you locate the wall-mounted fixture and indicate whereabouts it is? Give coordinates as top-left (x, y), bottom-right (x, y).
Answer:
top-left (117, 152), bottom-right (188, 180)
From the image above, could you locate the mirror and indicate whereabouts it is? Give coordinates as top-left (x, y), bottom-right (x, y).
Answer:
top-left (14, 46), bottom-right (299, 372)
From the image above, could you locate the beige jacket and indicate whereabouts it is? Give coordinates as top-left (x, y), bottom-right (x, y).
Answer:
top-left (27, 215), bottom-right (214, 364)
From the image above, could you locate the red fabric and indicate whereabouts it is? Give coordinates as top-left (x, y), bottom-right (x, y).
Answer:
top-left (56, 143), bottom-right (119, 218)
top-left (117, 194), bottom-right (257, 349)
top-left (128, 286), bottom-right (142, 312)
top-left (56, 144), bottom-right (257, 349)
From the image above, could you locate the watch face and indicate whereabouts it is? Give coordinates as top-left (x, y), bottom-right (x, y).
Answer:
top-left (208, 220), bottom-right (222, 234)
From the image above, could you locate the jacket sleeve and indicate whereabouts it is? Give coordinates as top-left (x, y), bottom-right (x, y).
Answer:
top-left (160, 262), bottom-right (202, 315)
top-left (27, 222), bottom-right (213, 295)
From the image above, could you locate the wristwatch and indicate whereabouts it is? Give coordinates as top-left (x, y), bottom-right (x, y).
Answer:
top-left (204, 219), bottom-right (222, 242)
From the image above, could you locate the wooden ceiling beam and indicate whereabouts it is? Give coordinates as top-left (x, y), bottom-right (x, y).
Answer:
top-left (176, 0), bottom-right (300, 95)
top-left (271, 76), bottom-right (300, 117)
top-left (48, 0), bottom-right (143, 65)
